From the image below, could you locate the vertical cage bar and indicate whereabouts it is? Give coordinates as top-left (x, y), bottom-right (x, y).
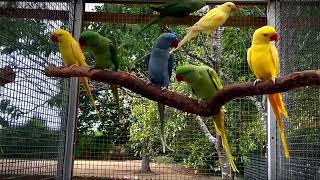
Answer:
top-left (63, 0), bottom-right (83, 179)
top-left (267, 0), bottom-right (278, 179)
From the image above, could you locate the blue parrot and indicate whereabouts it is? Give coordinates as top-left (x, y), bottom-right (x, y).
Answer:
top-left (145, 33), bottom-right (179, 153)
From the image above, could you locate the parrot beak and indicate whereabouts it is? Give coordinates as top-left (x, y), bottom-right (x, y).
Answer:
top-left (170, 39), bottom-right (180, 48)
top-left (231, 6), bottom-right (237, 12)
top-left (270, 33), bottom-right (279, 41)
top-left (176, 74), bottom-right (184, 82)
top-left (51, 35), bottom-right (59, 43)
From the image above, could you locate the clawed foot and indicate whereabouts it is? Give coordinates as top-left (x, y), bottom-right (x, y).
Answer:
top-left (146, 81), bottom-right (152, 86)
top-left (67, 64), bottom-right (76, 70)
top-left (197, 98), bottom-right (203, 103)
top-left (88, 66), bottom-right (96, 72)
top-left (160, 86), bottom-right (167, 91)
top-left (271, 77), bottom-right (277, 84)
top-left (253, 79), bottom-right (262, 86)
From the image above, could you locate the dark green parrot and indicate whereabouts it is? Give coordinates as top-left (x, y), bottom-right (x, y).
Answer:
top-left (137, 0), bottom-right (206, 34)
top-left (79, 30), bottom-right (123, 120)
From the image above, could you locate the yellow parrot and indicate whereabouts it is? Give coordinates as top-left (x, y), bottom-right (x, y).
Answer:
top-left (170, 2), bottom-right (236, 53)
top-left (51, 29), bottom-right (102, 120)
top-left (247, 25), bottom-right (289, 158)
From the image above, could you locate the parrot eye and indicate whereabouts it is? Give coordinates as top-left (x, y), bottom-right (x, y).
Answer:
top-left (263, 34), bottom-right (267, 37)
top-left (228, 5), bottom-right (231, 7)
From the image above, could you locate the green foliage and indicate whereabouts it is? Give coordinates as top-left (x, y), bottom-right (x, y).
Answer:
top-left (75, 134), bottom-right (114, 160)
top-left (0, 116), bottom-right (60, 159)
top-left (154, 156), bottom-right (176, 164)
top-left (0, 99), bottom-right (22, 127)
top-left (226, 99), bottom-right (266, 163)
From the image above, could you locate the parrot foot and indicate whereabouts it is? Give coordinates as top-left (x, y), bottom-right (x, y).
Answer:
top-left (88, 66), bottom-right (100, 72)
top-left (67, 64), bottom-right (76, 70)
top-left (253, 79), bottom-right (262, 86)
top-left (160, 86), bottom-right (167, 91)
top-left (197, 99), bottom-right (203, 104)
top-left (88, 67), bottom-right (94, 71)
top-left (272, 77), bottom-right (277, 84)
top-left (103, 68), bottom-right (111, 71)
top-left (145, 81), bottom-right (152, 86)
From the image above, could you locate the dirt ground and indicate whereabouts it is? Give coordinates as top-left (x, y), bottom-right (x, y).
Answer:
top-left (1, 159), bottom-right (222, 180)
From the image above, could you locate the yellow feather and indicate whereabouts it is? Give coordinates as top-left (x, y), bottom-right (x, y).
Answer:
top-left (52, 29), bottom-right (102, 120)
top-left (214, 109), bottom-right (238, 172)
top-left (170, 2), bottom-right (236, 53)
top-left (247, 26), bottom-right (290, 158)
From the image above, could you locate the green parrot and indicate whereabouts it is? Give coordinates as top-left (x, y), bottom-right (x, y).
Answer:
top-left (137, 0), bottom-right (206, 34)
top-left (79, 30), bottom-right (123, 120)
top-left (175, 64), bottom-right (238, 172)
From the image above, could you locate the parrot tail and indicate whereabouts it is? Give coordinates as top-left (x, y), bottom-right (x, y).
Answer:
top-left (158, 103), bottom-right (174, 153)
top-left (170, 29), bottom-right (199, 53)
top-left (268, 93), bottom-right (290, 159)
top-left (214, 109), bottom-right (238, 172)
top-left (111, 84), bottom-right (123, 121)
top-left (79, 77), bottom-right (102, 120)
top-left (137, 16), bottom-right (164, 35)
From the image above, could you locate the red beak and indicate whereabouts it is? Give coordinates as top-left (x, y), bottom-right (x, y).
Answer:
top-left (51, 35), bottom-right (58, 43)
top-left (270, 33), bottom-right (279, 41)
top-left (170, 39), bottom-right (180, 48)
top-left (176, 74), bottom-right (184, 82)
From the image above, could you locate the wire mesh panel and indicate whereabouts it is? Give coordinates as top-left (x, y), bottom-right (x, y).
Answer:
top-left (0, 0), bottom-right (75, 179)
top-left (276, 0), bottom-right (320, 179)
top-left (71, 2), bottom-right (268, 179)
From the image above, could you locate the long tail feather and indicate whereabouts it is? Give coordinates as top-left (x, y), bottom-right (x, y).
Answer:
top-left (158, 103), bottom-right (174, 153)
top-left (170, 29), bottom-right (199, 53)
top-left (268, 93), bottom-right (290, 159)
top-left (137, 16), bottom-right (164, 35)
top-left (111, 84), bottom-right (123, 121)
top-left (79, 77), bottom-right (102, 120)
top-left (214, 109), bottom-right (238, 172)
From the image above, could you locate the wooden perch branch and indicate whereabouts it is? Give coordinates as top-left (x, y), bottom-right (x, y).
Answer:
top-left (44, 67), bottom-right (320, 117)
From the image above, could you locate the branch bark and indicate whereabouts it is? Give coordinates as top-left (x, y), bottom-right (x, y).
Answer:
top-left (44, 66), bottom-right (320, 117)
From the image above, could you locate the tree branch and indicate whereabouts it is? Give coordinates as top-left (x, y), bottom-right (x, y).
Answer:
top-left (44, 66), bottom-right (320, 117)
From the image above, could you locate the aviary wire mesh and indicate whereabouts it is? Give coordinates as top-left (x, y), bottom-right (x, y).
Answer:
top-left (276, 0), bottom-right (320, 179)
top-left (0, 0), bottom-right (74, 179)
top-left (73, 2), bottom-right (267, 179)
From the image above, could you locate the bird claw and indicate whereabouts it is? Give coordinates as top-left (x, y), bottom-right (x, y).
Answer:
top-left (197, 99), bottom-right (203, 103)
top-left (146, 81), bottom-right (152, 86)
top-left (161, 86), bottom-right (167, 91)
top-left (68, 64), bottom-right (76, 70)
top-left (272, 77), bottom-right (277, 84)
top-left (253, 79), bottom-right (262, 86)
top-left (88, 67), bottom-right (96, 72)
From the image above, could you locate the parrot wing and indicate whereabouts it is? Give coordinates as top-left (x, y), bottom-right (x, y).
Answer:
top-left (150, 1), bottom-right (184, 13)
top-left (110, 42), bottom-right (119, 71)
top-left (150, 2), bottom-right (175, 12)
top-left (247, 47), bottom-right (254, 73)
top-left (71, 40), bottom-right (87, 67)
top-left (144, 53), bottom-right (151, 72)
top-left (191, 8), bottom-right (223, 31)
top-left (207, 68), bottom-right (223, 91)
top-left (270, 45), bottom-right (280, 75)
top-left (168, 54), bottom-right (175, 80)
